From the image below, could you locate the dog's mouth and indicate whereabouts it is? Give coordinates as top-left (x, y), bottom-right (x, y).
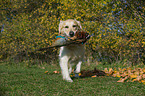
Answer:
top-left (62, 30), bottom-right (91, 40)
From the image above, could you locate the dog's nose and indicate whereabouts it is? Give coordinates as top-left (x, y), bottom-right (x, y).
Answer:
top-left (69, 31), bottom-right (74, 37)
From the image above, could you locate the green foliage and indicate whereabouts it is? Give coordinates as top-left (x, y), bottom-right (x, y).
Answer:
top-left (0, 0), bottom-right (144, 64)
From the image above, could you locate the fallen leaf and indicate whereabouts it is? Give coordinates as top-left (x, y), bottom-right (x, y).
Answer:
top-left (104, 68), bottom-right (108, 73)
top-left (79, 73), bottom-right (81, 76)
top-left (122, 68), bottom-right (126, 71)
top-left (53, 71), bottom-right (59, 74)
top-left (114, 70), bottom-right (117, 74)
top-left (141, 80), bottom-right (145, 85)
top-left (112, 72), bottom-right (121, 77)
top-left (130, 74), bottom-right (137, 79)
top-left (143, 68), bottom-right (145, 73)
top-left (45, 71), bottom-right (48, 74)
top-left (117, 78), bottom-right (125, 82)
top-left (117, 76), bottom-right (128, 82)
top-left (142, 74), bottom-right (145, 78)
top-left (109, 68), bottom-right (113, 72)
top-left (106, 73), bottom-right (110, 76)
top-left (118, 68), bottom-right (122, 71)
top-left (134, 71), bottom-right (140, 76)
top-left (136, 75), bottom-right (142, 81)
top-left (127, 69), bottom-right (132, 75)
top-left (109, 68), bottom-right (114, 75)
top-left (137, 68), bottom-right (142, 71)
top-left (104, 67), bottom-right (145, 84)
top-left (120, 73), bottom-right (127, 77)
top-left (132, 79), bottom-right (138, 82)
top-left (140, 71), bottom-right (144, 75)
top-left (127, 67), bottom-right (131, 70)
top-left (91, 75), bottom-right (97, 77)
top-left (116, 72), bottom-right (121, 77)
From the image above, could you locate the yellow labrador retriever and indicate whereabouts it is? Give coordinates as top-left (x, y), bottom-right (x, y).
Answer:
top-left (59, 19), bottom-right (85, 82)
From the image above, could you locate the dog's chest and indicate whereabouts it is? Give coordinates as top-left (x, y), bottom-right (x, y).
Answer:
top-left (69, 45), bottom-right (84, 56)
top-left (59, 45), bottom-right (85, 58)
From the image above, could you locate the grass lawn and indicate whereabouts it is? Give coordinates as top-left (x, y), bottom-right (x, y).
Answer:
top-left (0, 61), bottom-right (145, 96)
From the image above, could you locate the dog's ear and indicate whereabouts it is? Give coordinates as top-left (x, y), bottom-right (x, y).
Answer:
top-left (75, 19), bottom-right (82, 29)
top-left (59, 20), bottom-right (63, 34)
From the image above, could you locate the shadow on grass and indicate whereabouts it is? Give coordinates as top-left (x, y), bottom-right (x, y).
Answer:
top-left (71, 68), bottom-right (106, 80)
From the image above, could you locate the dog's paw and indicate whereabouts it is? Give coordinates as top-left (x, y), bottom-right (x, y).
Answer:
top-left (63, 77), bottom-right (73, 82)
top-left (66, 79), bottom-right (73, 82)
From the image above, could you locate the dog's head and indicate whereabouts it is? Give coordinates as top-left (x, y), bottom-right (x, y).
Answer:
top-left (59, 19), bottom-right (82, 37)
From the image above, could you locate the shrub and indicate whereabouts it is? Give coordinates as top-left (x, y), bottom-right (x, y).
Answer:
top-left (0, 0), bottom-right (144, 64)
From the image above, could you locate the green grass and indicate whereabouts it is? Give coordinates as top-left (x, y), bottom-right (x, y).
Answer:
top-left (0, 61), bottom-right (145, 96)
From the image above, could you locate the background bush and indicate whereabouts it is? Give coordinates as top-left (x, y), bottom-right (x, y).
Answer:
top-left (0, 0), bottom-right (144, 65)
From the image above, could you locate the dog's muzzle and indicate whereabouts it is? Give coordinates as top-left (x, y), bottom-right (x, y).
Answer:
top-left (69, 31), bottom-right (74, 37)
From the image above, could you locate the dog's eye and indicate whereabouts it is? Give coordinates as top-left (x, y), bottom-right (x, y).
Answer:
top-left (73, 25), bottom-right (77, 27)
top-left (65, 26), bottom-right (69, 28)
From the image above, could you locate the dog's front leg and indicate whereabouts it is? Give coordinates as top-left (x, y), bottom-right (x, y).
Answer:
top-left (60, 56), bottom-right (73, 82)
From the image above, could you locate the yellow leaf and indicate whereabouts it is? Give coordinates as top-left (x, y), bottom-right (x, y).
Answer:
top-left (127, 67), bottom-right (131, 70)
top-left (143, 68), bottom-right (145, 73)
top-left (134, 71), bottom-right (140, 76)
top-left (79, 73), bottom-right (81, 76)
top-left (130, 74), bottom-right (137, 78)
top-left (122, 68), bottom-right (126, 71)
top-left (118, 68), bottom-right (122, 71)
top-left (91, 75), bottom-right (97, 78)
top-left (109, 68), bottom-right (114, 75)
top-left (141, 80), bottom-right (145, 85)
top-left (114, 70), bottom-right (117, 74)
top-left (112, 72), bottom-right (121, 77)
top-left (44, 71), bottom-right (48, 74)
top-left (106, 73), bottom-right (110, 76)
top-left (116, 74), bottom-right (121, 78)
top-left (132, 79), bottom-right (138, 82)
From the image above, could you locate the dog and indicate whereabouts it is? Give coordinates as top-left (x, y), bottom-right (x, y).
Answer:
top-left (59, 19), bottom-right (85, 82)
